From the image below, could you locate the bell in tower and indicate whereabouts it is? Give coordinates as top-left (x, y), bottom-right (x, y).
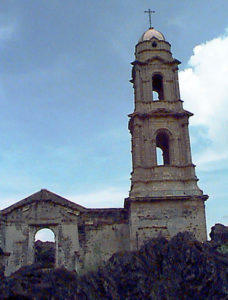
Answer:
top-left (125, 27), bottom-right (208, 249)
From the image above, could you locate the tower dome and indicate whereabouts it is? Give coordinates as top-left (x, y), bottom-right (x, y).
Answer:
top-left (139, 27), bottom-right (165, 42)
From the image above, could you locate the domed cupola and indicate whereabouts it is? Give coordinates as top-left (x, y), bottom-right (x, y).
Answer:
top-left (138, 27), bottom-right (165, 42)
top-left (135, 26), bottom-right (173, 65)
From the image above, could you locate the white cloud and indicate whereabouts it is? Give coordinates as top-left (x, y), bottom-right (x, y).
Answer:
top-left (67, 186), bottom-right (128, 208)
top-left (179, 31), bottom-right (228, 167)
top-left (194, 149), bottom-right (227, 166)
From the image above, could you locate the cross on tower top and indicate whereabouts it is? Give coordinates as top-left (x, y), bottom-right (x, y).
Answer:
top-left (144, 9), bottom-right (155, 28)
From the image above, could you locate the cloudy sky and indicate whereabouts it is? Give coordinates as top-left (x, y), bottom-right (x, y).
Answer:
top-left (0, 0), bottom-right (227, 234)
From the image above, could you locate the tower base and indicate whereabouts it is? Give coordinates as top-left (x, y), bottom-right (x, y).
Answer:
top-left (125, 195), bottom-right (208, 251)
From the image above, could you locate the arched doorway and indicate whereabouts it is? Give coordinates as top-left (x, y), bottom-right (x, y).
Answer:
top-left (34, 228), bottom-right (56, 268)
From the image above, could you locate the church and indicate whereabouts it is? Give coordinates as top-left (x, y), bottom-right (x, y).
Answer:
top-left (0, 26), bottom-right (208, 276)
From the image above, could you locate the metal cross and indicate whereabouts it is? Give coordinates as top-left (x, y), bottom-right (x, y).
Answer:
top-left (144, 9), bottom-right (155, 28)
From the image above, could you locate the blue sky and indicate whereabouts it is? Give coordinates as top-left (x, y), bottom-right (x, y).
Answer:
top-left (0, 0), bottom-right (227, 234)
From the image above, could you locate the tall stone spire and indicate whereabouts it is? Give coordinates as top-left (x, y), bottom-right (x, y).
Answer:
top-left (129, 27), bottom-right (203, 198)
top-left (126, 27), bottom-right (208, 248)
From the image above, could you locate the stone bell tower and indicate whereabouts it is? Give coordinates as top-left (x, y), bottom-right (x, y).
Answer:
top-left (125, 27), bottom-right (208, 249)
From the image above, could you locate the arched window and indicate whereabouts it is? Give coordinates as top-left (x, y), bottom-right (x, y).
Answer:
top-left (156, 132), bottom-right (170, 165)
top-left (152, 74), bottom-right (164, 101)
top-left (34, 228), bottom-right (55, 267)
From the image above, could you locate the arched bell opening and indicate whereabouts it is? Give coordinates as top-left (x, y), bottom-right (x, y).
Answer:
top-left (34, 228), bottom-right (56, 268)
top-left (156, 131), bottom-right (170, 165)
top-left (152, 74), bottom-right (164, 101)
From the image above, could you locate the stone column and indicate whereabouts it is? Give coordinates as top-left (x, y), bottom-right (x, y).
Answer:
top-left (151, 138), bottom-right (157, 165)
top-left (132, 125), bottom-right (141, 168)
top-left (174, 69), bottom-right (180, 100)
top-left (182, 121), bottom-right (193, 164)
top-left (27, 227), bottom-right (35, 265)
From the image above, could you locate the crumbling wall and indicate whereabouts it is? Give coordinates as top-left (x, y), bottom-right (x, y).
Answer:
top-left (128, 197), bottom-right (207, 250)
top-left (2, 200), bottom-right (81, 276)
top-left (78, 209), bottom-right (130, 272)
top-left (0, 194), bottom-right (130, 276)
top-left (0, 190), bottom-right (207, 277)
top-left (0, 218), bottom-right (5, 250)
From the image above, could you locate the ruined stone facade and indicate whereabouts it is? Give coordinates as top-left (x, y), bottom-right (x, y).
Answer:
top-left (0, 27), bottom-right (208, 276)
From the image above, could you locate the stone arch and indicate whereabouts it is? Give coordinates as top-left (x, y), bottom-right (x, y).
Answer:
top-left (154, 128), bottom-right (172, 140)
top-left (28, 224), bottom-right (59, 267)
top-left (34, 228), bottom-right (56, 267)
top-left (2, 190), bottom-right (83, 276)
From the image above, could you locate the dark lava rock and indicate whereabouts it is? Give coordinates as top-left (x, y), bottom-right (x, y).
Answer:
top-left (210, 223), bottom-right (228, 244)
top-left (0, 266), bottom-right (78, 300)
top-left (34, 240), bottom-right (55, 267)
top-left (1, 227), bottom-right (228, 300)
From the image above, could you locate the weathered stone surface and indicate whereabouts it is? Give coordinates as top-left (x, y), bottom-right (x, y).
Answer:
top-left (0, 230), bottom-right (227, 300)
top-left (129, 33), bottom-right (205, 199)
top-left (128, 26), bottom-right (208, 249)
top-left (0, 190), bottom-right (129, 276)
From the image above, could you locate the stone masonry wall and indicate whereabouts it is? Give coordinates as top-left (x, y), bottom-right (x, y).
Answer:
top-left (81, 223), bottom-right (129, 272)
top-left (0, 192), bottom-right (207, 276)
top-left (128, 197), bottom-right (207, 251)
top-left (0, 196), bottom-right (130, 276)
top-left (1, 200), bottom-right (81, 276)
top-left (78, 209), bottom-right (129, 272)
